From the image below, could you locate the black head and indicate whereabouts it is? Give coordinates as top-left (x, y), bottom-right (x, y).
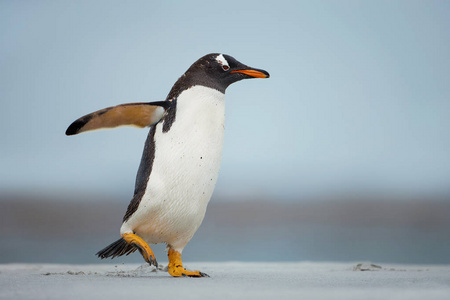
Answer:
top-left (167, 53), bottom-right (269, 98)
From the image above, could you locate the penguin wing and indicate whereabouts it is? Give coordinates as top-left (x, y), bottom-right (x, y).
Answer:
top-left (66, 101), bottom-right (169, 136)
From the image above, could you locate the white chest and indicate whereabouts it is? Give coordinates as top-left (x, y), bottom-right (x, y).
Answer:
top-left (122, 86), bottom-right (225, 249)
top-left (151, 85), bottom-right (226, 195)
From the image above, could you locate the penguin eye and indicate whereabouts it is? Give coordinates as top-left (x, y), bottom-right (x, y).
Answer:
top-left (222, 65), bottom-right (230, 71)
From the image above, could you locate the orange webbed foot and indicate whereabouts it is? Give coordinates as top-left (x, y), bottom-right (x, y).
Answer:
top-left (122, 232), bottom-right (158, 267)
top-left (167, 248), bottom-right (209, 278)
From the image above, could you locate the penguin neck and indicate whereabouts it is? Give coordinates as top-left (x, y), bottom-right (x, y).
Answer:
top-left (167, 73), bottom-right (227, 101)
top-left (176, 85), bottom-right (225, 107)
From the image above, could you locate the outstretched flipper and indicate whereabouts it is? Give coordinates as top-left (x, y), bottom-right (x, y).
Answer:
top-left (66, 101), bottom-right (170, 135)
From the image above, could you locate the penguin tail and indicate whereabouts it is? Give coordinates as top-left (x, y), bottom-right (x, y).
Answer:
top-left (96, 238), bottom-right (138, 259)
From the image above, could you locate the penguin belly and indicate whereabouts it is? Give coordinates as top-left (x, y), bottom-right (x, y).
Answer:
top-left (120, 86), bottom-right (225, 252)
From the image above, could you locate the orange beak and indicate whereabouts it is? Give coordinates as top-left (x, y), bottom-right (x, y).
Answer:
top-left (230, 69), bottom-right (270, 78)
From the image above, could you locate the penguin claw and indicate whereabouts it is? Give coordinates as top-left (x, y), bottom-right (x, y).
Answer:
top-left (175, 271), bottom-right (208, 278)
top-left (198, 272), bottom-right (210, 278)
top-left (147, 256), bottom-right (158, 268)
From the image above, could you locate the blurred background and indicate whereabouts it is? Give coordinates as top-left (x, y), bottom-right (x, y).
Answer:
top-left (1, 0), bottom-right (449, 265)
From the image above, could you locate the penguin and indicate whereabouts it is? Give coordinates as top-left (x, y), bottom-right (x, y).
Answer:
top-left (66, 53), bottom-right (269, 277)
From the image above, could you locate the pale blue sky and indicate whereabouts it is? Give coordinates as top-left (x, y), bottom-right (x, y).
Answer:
top-left (1, 0), bottom-right (449, 200)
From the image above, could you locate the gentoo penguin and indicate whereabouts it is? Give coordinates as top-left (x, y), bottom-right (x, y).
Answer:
top-left (66, 53), bottom-right (269, 277)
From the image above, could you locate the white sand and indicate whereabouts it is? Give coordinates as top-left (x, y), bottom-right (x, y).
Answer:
top-left (1, 262), bottom-right (449, 300)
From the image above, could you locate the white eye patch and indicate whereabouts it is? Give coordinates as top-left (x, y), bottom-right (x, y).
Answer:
top-left (215, 54), bottom-right (229, 69)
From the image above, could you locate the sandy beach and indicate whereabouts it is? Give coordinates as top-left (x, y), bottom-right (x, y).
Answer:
top-left (1, 262), bottom-right (450, 300)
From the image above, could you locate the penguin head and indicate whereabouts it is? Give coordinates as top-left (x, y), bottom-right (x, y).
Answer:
top-left (178, 53), bottom-right (270, 94)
